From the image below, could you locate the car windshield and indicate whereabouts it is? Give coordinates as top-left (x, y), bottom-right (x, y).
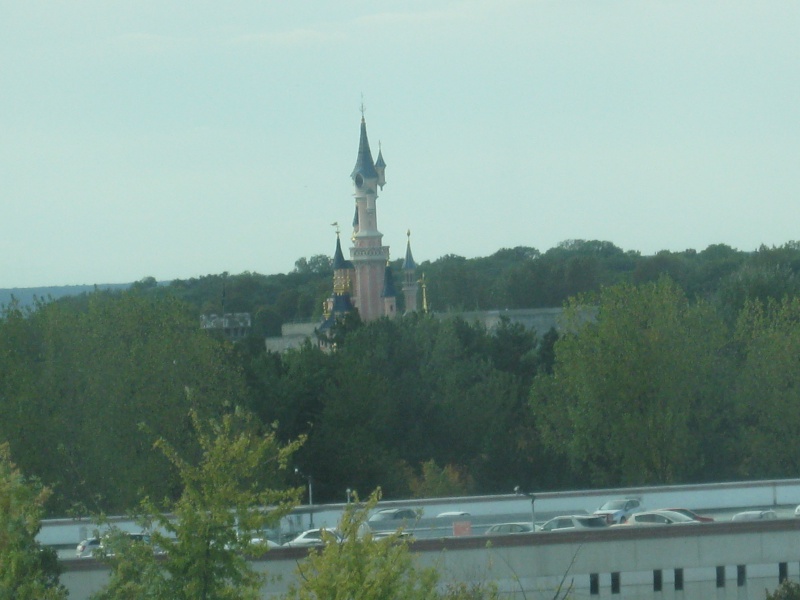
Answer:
top-left (599, 500), bottom-right (627, 510)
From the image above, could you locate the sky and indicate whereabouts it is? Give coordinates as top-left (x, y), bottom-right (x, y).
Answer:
top-left (1, 1), bottom-right (799, 288)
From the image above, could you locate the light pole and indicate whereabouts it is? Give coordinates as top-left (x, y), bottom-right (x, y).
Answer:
top-left (295, 468), bottom-right (314, 528)
top-left (515, 486), bottom-right (536, 530)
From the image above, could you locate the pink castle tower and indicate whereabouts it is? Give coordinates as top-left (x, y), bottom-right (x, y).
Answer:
top-left (349, 114), bottom-right (391, 321)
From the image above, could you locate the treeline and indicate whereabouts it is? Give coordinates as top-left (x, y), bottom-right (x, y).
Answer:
top-left (129, 239), bottom-right (800, 335)
top-left (4, 240), bottom-right (800, 516)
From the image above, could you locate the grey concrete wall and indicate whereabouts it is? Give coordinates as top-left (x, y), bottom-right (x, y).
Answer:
top-left (60, 519), bottom-right (800, 600)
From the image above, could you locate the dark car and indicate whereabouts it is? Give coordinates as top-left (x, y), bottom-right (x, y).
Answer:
top-left (485, 522), bottom-right (535, 535)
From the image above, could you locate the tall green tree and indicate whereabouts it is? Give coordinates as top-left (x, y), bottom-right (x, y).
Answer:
top-left (0, 290), bottom-right (250, 515)
top-left (0, 443), bottom-right (67, 600)
top-left (733, 297), bottom-right (800, 477)
top-left (94, 407), bottom-right (304, 600)
top-left (531, 277), bottom-right (736, 486)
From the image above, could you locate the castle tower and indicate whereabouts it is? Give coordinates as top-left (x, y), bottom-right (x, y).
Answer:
top-left (349, 115), bottom-right (390, 321)
top-left (381, 260), bottom-right (397, 319)
top-left (402, 230), bottom-right (419, 314)
top-left (321, 228), bottom-right (356, 328)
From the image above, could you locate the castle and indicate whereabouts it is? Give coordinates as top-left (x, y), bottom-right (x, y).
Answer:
top-left (262, 113), bottom-right (566, 352)
top-left (319, 114), bottom-right (419, 334)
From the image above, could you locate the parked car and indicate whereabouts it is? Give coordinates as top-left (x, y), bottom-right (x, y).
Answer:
top-left (76, 537), bottom-right (102, 558)
top-left (732, 510), bottom-right (777, 521)
top-left (283, 528), bottom-right (342, 548)
top-left (539, 515), bottom-right (608, 532)
top-left (436, 511), bottom-right (470, 518)
top-left (76, 532), bottom-right (152, 558)
top-left (371, 530), bottom-right (414, 541)
top-left (246, 536), bottom-right (281, 549)
top-left (594, 498), bottom-right (644, 524)
top-left (368, 508), bottom-right (418, 526)
top-left (658, 508), bottom-right (714, 522)
top-left (619, 510), bottom-right (697, 526)
top-left (484, 522), bottom-right (535, 535)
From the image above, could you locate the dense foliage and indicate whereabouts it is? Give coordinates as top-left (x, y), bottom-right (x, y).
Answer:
top-left (0, 291), bottom-right (250, 515)
top-left (0, 444), bottom-right (66, 599)
top-left (4, 240), bottom-right (800, 515)
top-left (93, 408), bottom-right (303, 600)
top-left (78, 240), bottom-right (800, 335)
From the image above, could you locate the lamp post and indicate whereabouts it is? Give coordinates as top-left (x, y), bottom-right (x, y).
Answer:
top-left (515, 486), bottom-right (536, 530)
top-left (295, 468), bottom-right (314, 528)
top-left (346, 488), bottom-right (353, 504)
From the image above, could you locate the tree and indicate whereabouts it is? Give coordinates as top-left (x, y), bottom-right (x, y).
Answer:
top-left (409, 460), bottom-right (474, 498)
top-left (531, 277), bottom-right (736, 486)
top-left (0, 290), bottom-right (253, 516)
top-left (285, 489), bottom-right (503, 600)
top-left (767, 580), bottom-right (800, 600)
top-left (0, 443), bottom-right (67, 599)
top-left (733, 297), bottom-right (800, 477)
top-left (93, 407), bottom-right (304, 600)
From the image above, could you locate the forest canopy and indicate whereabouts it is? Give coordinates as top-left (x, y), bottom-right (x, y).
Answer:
top-left (3, 240), bottom-right (800, 516)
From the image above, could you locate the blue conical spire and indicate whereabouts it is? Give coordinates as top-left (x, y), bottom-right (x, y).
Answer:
top-left (402, 230), bottom-right (416, 271)
top-left (350, 117), bottom-right (378, 182)
top-left (332, 233), bottom-right (348, 269)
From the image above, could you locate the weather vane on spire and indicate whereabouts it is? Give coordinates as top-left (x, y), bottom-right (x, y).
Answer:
top-left (331, 221), bottom-right (340, 235)
top-left (360, 93), bottom-right (366, 118)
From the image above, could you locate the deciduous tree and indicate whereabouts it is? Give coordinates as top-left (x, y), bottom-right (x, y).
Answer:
top-left (0, 443), bottom-right (66, 600)
top-left (531, 277), bottom-right (735, 486)
top-left (93, 407), bottom-right (304, 600)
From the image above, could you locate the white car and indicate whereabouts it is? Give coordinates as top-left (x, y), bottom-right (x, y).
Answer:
top-left (732, 510), bottom-right (777, 521)
top-left (539, 515), bottom-right (607, 532)
top-left (76, 532), bottom-right (153, 558)
top-left (76, 537), bottom-right (102, 558)
top-left (593, 498), bottom-right (644, 524)
top-left (282, 528), bottom-right (341, 548)
top-left (436, 511), bottom-right (470, 518)
top-left (619, 510), bottom-right (697, 526)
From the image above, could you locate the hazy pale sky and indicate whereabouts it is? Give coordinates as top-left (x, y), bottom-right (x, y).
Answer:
top-left (1, 1), bottom-right (798, 288)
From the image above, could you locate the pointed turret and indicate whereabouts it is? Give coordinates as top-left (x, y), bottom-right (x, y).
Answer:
top-left (332, 232), bottom-right (348, 270)
top-left (375, 144), bottom-right (387, 190)
top-left (350, 117), bottom-right (378, 188)
top-left (402, 230), bottom-right (416, 271)
top-left (320, 230), bottom-right (356, 337)
top-left (402, 230), bottom-right (419, 314)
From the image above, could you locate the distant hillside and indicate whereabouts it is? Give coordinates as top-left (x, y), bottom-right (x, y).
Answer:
top-left (0, 283), bottom-right (132, 308)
